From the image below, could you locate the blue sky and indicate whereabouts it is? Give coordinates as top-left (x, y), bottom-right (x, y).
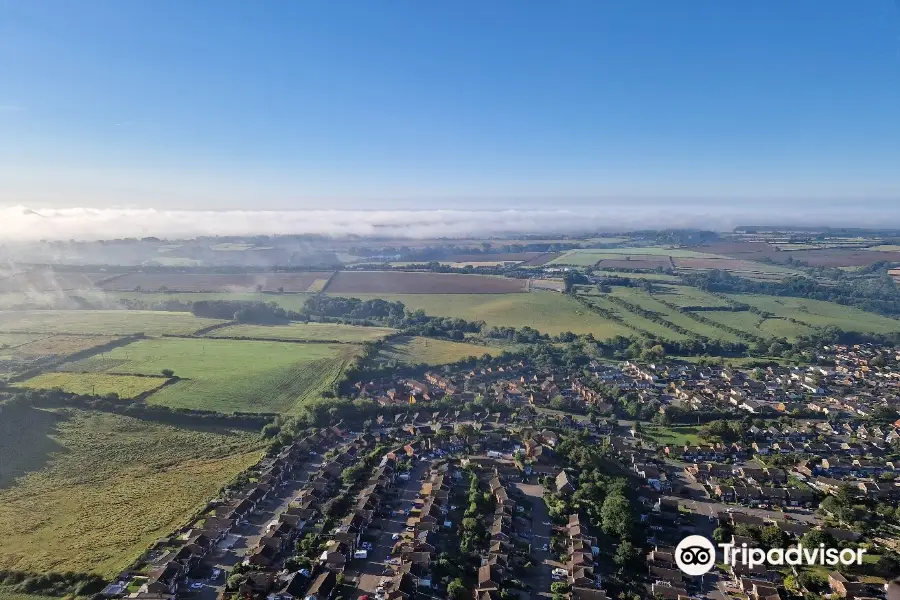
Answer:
top-left (2, 0), bottom-right (900, 210)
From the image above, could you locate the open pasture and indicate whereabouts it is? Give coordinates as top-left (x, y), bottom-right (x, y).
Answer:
top-left (725, 294), bottom-right (900, 335)
top-left (323, 271), bottom-right (527, 294)
top-left (0, 271), bottom-right (114, 293)
top-left (62, 337), bottom-right (359, 413)
top-left (379, 336), bottom-right (502, 366)
top-left (0, 409), bottom-right (261, 576)
top-left (0, 310), bottom-right (224, 336)
top-left (326, 291), bottom-right (632, 338)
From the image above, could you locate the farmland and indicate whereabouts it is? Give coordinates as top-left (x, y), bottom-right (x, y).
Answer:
top-left (693, 310), bottom-right (812, 341)
top-left (15, 372), bottom-right (167, 398)
top-left (110, 291), bottom-right (312, 312)
top-left (377, 336), bottom-right (502, 366)
top-left (4, 334), bottom-right (121, 358)
top-left (650, 285), bottom-right (731, 308)
top-left (99, 272), bottom-right (331, 293)
top-left (607, 288), bottom-right (742, 342)
top-left (206, 322), bottom-right (395, 343)
top-left (0, 311), bottom-right (224, 336)
top-left (579, 294), bottom-right (690, 340)
top-left (61, 338), bottom-right (359, 413)
top-left (548, 247), bottom-right (720, 266)
top-left (323, 271), bottom-right (527, 294)
top-left (725, 295), bottom-right (900, 335)
top-left (0, 271), bottom-right (114, 293)
top-left (0, 408), bottom-right (261, 576)
top-left (326, 291), bottom-right (633, 338)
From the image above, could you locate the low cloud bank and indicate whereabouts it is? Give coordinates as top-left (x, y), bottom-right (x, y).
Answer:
top-left (3, 203), bottom-right (900, 241)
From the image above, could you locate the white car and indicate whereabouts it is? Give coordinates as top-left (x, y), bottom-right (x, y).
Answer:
top-left (541, 543), bottom-right (548, 551)
top-left (190, 583), bottom-right (203, 590)
top-left (552, 568), bottom-right (568, 577)
top-left (211, 569), bottom-right (221, 579)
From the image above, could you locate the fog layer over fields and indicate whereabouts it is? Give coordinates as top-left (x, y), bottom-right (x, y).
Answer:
top-left (4, 202), bottom-right (900, 241)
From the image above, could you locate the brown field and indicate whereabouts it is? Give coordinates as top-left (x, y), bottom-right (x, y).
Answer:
top-left (596, 257), bottom-right (672, 270)
top-left (323, 271), bottom-right (527, 294)
top-left (776, 249), bottom-right (900, 267)
top-left (685, 242), bottom-right (900, 268)
top-left (673, 257), bottom-right (798, 274)
top-left (0, 271), bottom-right (114, 293)
top-left (99, 272), bottom-right (331, 293)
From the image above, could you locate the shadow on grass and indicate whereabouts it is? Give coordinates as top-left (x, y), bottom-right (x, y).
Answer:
top-left (0, 405), bottom-right (69, 489)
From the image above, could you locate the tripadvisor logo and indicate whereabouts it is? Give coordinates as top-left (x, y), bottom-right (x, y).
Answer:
top-left (675, 535), bottom-right (867, 577)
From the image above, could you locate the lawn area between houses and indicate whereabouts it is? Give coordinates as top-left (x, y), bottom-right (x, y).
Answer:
top-left (60, 337), bottom-right (359, 414)
top-left (14, 372), bottom-right (168, 399)
top-left (0, 310), bottom-right (225, 336)
top-left (0, 409), bottom-right (262, 577)
top-left (205, 321), bottom-right (395, 343)
top-left (641, 425), bottom-right (704, 447)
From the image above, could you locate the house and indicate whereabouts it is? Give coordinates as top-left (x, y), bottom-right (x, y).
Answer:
top-left (556, 471), bottom-right (576, 495)
top-left (302, 571), bottom-right (337, 600)
top-left (828, 572), bottom-right (868, 599)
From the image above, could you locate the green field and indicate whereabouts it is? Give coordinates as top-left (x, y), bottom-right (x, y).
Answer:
top-left (608, 288), bottom-right (741, 342)
top-left (580, 294), bottom-right (690, 340)
top-left (110, 291), bottom-right (312, 312)
top-left (652, 285), bottom-right (731, 308)
top-left (61, 337), bottom-right (358, 413)
top-left (0, 591), bottom-right (61, 600)
top-left (690, 309), bottom-right (813, 341)
top-left (0, 408), bottom-right (261, 576)
top-left (0, 310), bottom-right (225, 336)
top-left (642, 425), bottom-right (703, 447)
top-left (592, 271), bottom-right (681, 282)
top-left (325, 290), bottom-right (632, 338)
top-left (549, 247), bottom-right (720, 265)
top-left (15, 372), bottom-right (167, 398)
top-left (379, 336), bottom-right (502, 365)
top-left (726, 294), bottom-right (900, 335)
top-left (0, 333), bottom-right (45, 348)
top-left (207, 322), bottom-right (395, 342)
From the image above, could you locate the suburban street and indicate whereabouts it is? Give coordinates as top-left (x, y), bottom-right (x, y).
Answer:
top-left (513, 482), bottom-right (554, 600)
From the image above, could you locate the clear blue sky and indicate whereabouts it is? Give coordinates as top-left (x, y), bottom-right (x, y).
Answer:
top-left (2, 0), bottom-right (900, 209)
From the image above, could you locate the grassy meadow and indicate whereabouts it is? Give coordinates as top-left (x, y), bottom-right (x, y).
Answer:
top-left (379, 335), bottom-right (502, 365)
top-left (0, 409), bottom-right (262, 576)
top-left (326, 290), bottom-right (633, 338)
top-left (206, 322), bottom-right (395, 342)
top-left (726, 294), bottom-right (900, 335)
top-left (15, 372), bottom-right (167, 398)
top-left (0, 310), bottom-right (225, 336)
top-left (608, 287), bottom-right (742, 342)
top-left (61, 337), bottom-right (358, 413)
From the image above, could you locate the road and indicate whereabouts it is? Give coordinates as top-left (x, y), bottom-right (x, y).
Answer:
top-left (513, 482), bottom-right (553, 600)
top-left (351, 459), bottom-right (432, 598)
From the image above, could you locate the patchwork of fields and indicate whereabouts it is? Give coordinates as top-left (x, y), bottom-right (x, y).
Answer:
top-left (99, 272), bottom-right (332, 293)
top-left (59, 337), bottom-right (357, 414)
top-left (0, 408), bottom-right (262, 576)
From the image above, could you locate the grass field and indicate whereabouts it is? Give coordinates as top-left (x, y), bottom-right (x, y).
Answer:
top-left (580, 294), bottom-right (690, 340)
top-left (642, 425), bottom-right (703, 446)
top-left (592, 271), bottom-right (681, 282)
top-left (62, 338), bottom-right (358, 413)
top-left (0, 409), bottom-right (261, 576)
top-left (652, 285), bottom-right (732, 308)
top-left (549, 247), bottom-right (720, 266)
top-left (110, 291), bottom-right (312, 312)
top-left (207, 322), bottom-right (395, 342)
top-left (608, 288), bottom-right (742, 342)
top-left (0, 333), bottom-right (46, 348)
top-left (692, 310), bottom-right (813, 341)
top-left (0, 591), bottom-right (61, 600)
top-left (726, 294), bottom-right (900, 335)
top-left (5, 334), bottom-right (121, 358)
top-left (15, 372), bottom-right (167, 398)
top-left (379, 336), bottom-right (502, 365)
top-left (0, 310), bottom-right (225, 336)
top-left (326, 290), bottom-right (633, 338)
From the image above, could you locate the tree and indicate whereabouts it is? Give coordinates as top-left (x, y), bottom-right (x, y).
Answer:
top-left (161, 368), bottom-right (175, 378)
top-left (600, 492), bottom-right (631, 537)
top-left (447, 578), bottom-right (468, 600)
top-left (614, 540), bottom-right (637, 567)
top-left (760, 525), bottom-right (788, 550)
top-left (712, 527), bottom-right (730, 543)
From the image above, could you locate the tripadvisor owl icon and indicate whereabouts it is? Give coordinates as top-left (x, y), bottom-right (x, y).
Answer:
top-left (675, 535), bottom-right (716, 576)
